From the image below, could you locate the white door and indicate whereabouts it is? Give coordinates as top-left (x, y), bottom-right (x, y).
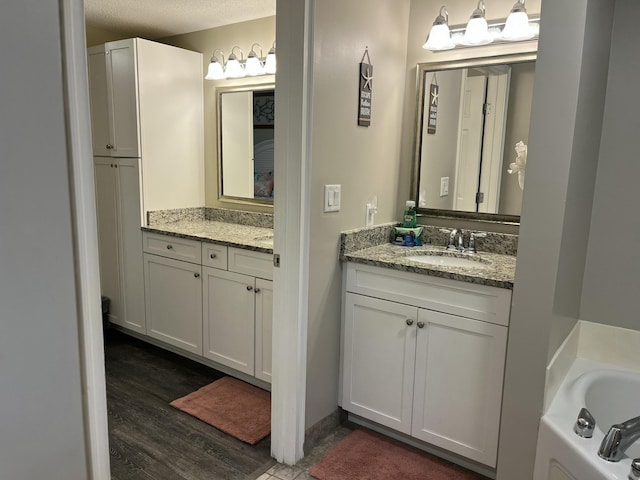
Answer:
top-left (202, 267), bottom-right (256, 375)
top-left (255, 278), bottom-right (273, 383)
top-left (412, 308), bottom-right (508, 467)
top-left (87, 47), bottom-right (111, 157)
top-left (454, 72), bottom-right (486, 212)
top-left (342, 293), bottom-right (417, 434)
top-left (94, 159), bottom-right (121, 325)
top-left (144, 253), bottom-right (202, 354)
top-left (105, 39), bottom-right (140, 158)
top-left (221, 91), bottom-right (254, 198)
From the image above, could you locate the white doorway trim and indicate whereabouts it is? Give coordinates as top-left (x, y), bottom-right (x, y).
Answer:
top-left (271, 0), bottom-right (313, 464)
top-left (59, 0), bottom-right (111, 478)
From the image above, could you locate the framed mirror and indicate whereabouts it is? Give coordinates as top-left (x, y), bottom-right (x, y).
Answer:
top-left (411, 53), bottom-right (536, 223)
top-left (217, 83), bottom-right (275, 205)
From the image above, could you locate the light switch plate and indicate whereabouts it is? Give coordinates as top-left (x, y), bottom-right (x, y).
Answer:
top-left (324, 184), bottom-right (341, 212)
top-left (440, 177), bottom-right (449, 197)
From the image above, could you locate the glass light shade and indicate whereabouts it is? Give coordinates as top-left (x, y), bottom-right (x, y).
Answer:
top-left (502, 11), bottom-right (532, 40)
top-left (423, 23), bottom-right (454, 50)
top-left (245, 55), bottom-right (263, 76)
top-left (463, 16), bottom-right (491, 45)
top-left (264, 51), bottom-right (276, 75)
top-left (225, 57), bottom-right (244, 78)
top-left (205, 60), bottom-right (225, 80)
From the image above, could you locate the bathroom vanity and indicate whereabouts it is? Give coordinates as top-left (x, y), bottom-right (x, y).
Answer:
top-left (340, 224), bottom-right (517, 470)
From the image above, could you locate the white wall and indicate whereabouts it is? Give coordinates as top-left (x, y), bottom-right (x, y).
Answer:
top-left (498, 1), bottom-right (614, 478)
top-left (0, 1), bottom-right (89, 478)
top-left (304, 0), bottom-right (411, 428)
top-left (580, 0), bottom-right (640, 330)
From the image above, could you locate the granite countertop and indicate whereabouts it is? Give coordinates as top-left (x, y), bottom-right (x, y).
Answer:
top-left (340, 223), bottom-right (517, 289)
top-left (142, 219), bottom-right (274, 254)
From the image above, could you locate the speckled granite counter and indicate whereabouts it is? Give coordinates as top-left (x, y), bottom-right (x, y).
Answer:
top-left (340, 223), bottom-right (517, 289)
top-left (142, 207), bottom-right (273, 254)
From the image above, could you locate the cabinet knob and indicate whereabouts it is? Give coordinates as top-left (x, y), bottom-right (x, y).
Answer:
top-left (166, 245), bottom-right (173, 250)
top-left (406, 319), bottom-right (414, 326)
top-left (255, 288), bottom-right (261, 293)
top-left (246, 285), bottom-right (253, 291)
top-left (210, 253), bottom-right (217, 259)
top-left (194, 273), bottom-right (200, 278)
top-left (106, 144), bottom-right (114, 149)
top-left (417, 321), bottom-right (425, 329)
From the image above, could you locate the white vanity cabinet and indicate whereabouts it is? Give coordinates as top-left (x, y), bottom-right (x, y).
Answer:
top-left (94, 158), bottom-right (145, 334)
top-left (143, 234), bottom-right (203, 354)
top-left (342, 263), bottom-right (511, 467)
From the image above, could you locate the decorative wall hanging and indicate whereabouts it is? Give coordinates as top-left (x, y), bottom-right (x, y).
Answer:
top-left (358, 48), bottom-right (373, 127)
top-left (427, 73), bottom-right (439, 134)
top-left (253, 90), bottom-right (275, 127)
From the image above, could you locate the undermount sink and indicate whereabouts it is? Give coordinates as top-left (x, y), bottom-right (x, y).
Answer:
top-left (404, 254), bottom-right (489, 269)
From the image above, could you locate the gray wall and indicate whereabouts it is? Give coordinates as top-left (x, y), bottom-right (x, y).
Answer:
top-left (581, 0), bottom-right (640, 330)
top-left (0, 1), bottom-right (89, 478)
top-left (304, 0), bottom-right (411, 428)
top-left (497, 1), bottom-right (614, 478)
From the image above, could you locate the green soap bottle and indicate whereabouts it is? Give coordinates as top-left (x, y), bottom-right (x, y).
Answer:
top-left (402, 200), bottom-right (417, 228)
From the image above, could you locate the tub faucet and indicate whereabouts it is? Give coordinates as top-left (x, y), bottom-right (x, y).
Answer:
top-left (598, 415), bottom-right (640, 462)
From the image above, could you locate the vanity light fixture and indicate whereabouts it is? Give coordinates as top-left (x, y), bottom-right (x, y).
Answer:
top-left (205, 49), bottom-right (225, 80)
top-left (204, 42), bottom-right (276, 80)
top-left (264, 42), bottom-right (276, 75)
top-left (422, 1), bottom-right (539, 51)
top-left (423, 6), bottom-right (455, 51)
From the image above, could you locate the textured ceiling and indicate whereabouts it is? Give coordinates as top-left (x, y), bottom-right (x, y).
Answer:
top-left (84, 0), bottom-right (276, 39)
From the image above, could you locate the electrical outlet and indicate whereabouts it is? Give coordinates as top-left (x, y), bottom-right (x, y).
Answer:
top-left (440, 177), bottom-right (449, 197)
top-left (324, 184), bottom-right (341, 212)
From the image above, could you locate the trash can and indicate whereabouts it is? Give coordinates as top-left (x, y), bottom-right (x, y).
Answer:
top-left (101, 296), bottom-right (110, 333)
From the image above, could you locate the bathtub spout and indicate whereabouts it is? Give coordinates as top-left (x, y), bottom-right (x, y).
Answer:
top-left (598, 415), bottom-right (640, 462)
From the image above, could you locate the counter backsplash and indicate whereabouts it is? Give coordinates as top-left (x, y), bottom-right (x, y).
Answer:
top-left (147, 207), bottom-right (273, 229)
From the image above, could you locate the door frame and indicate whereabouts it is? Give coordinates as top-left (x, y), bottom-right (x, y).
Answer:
top-left (60, 0), bottom-right (313, 475)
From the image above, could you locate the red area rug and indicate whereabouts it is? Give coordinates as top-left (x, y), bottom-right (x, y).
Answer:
top-left (170, 376), bottom-right (271, 445)
top-left (309, 429), bottom-right (483, 480)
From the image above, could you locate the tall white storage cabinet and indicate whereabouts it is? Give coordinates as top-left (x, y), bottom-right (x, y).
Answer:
top-left (88, 38), bottom-right (204, 333)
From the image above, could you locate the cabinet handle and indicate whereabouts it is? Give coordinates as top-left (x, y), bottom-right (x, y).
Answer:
top-left (246, 285), bottom-right (253, 291)
top-left (106, 144), bottom-right (114, 149)
top-left (194, 273), bottom-right (200, 278)
top-left (210, 253), bottom-right (217, 259)
top-left (255, 288), bottom-right (261, 293)
top-left (417, 321), bottom-right (425, 329)
top-left (406, 319), bottom-right (414, 326)
top-left (110, 163), bottom-right (114, 168)
top-left (166, 245), bottom-right (173, 250)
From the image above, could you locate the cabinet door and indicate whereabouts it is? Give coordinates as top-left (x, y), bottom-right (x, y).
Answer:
top-left (94, 159), bottom-right (121, 325)
top-left (202, 268), bottom-right (255, 375)
top-left (116, 159), bottom-right (145, 333)
top-left (254, 278), bottom-right (273, 383)
top-left (412, 309), bottom-right (507, 467)
top-left (144, 253), bottom-right (202, 354)
top-left (342, 293), bottom-right (417, 434)
top-left (105, 39), bottom-right (140, 157)
top-left (87, 47), bottom-right (111, 156)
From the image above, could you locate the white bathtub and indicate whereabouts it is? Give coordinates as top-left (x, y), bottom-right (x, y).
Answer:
top-left (534, 358), bottom-right (640, 480)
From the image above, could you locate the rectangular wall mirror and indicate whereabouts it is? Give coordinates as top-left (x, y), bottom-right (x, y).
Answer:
top-left (218, 84), bottom-right (275, 205)
top-left (411, 53), bottom-right (536, 223)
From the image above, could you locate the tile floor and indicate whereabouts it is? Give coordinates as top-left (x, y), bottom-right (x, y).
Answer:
top-left (253, 425), bottom-right (353, 480)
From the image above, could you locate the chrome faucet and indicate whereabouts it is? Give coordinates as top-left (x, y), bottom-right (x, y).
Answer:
top-left (441, 228), bottom-right (464, 251)
top-left (598, 415), bottom-right (640, 462)
top-left (467, 232), bottom-right (487, 254)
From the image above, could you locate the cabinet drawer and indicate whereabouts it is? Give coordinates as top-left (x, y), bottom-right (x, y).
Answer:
top-left (202, 243), bottom-right (228, 270)
top-left (228, 247), bottom-right (272, 280)
top-left (346, 263), bottom-right (511, 325)
top-left (143, 232), bottom-right (201, 264)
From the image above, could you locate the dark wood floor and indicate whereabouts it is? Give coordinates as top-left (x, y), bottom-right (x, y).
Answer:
top-left (105, 329), bottom-right (274, 480)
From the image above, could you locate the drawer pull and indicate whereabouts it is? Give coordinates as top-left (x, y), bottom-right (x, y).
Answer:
top-left (194, 273), bottom-right (200, 278)
top-left (106, 144), bottom-right (114, 149)
top-left (246, 285), bottom-right (253, 291)
top-left (406, 319), bottom-right (414, 326)
top-left (166, 245), bottom-right (173, 250)
top-left (210, 253), bottom-right (217, 259)
top-left (417, 321), bottom-right (425, 329)
top-left (255, 288), bottom-right (261, 293)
